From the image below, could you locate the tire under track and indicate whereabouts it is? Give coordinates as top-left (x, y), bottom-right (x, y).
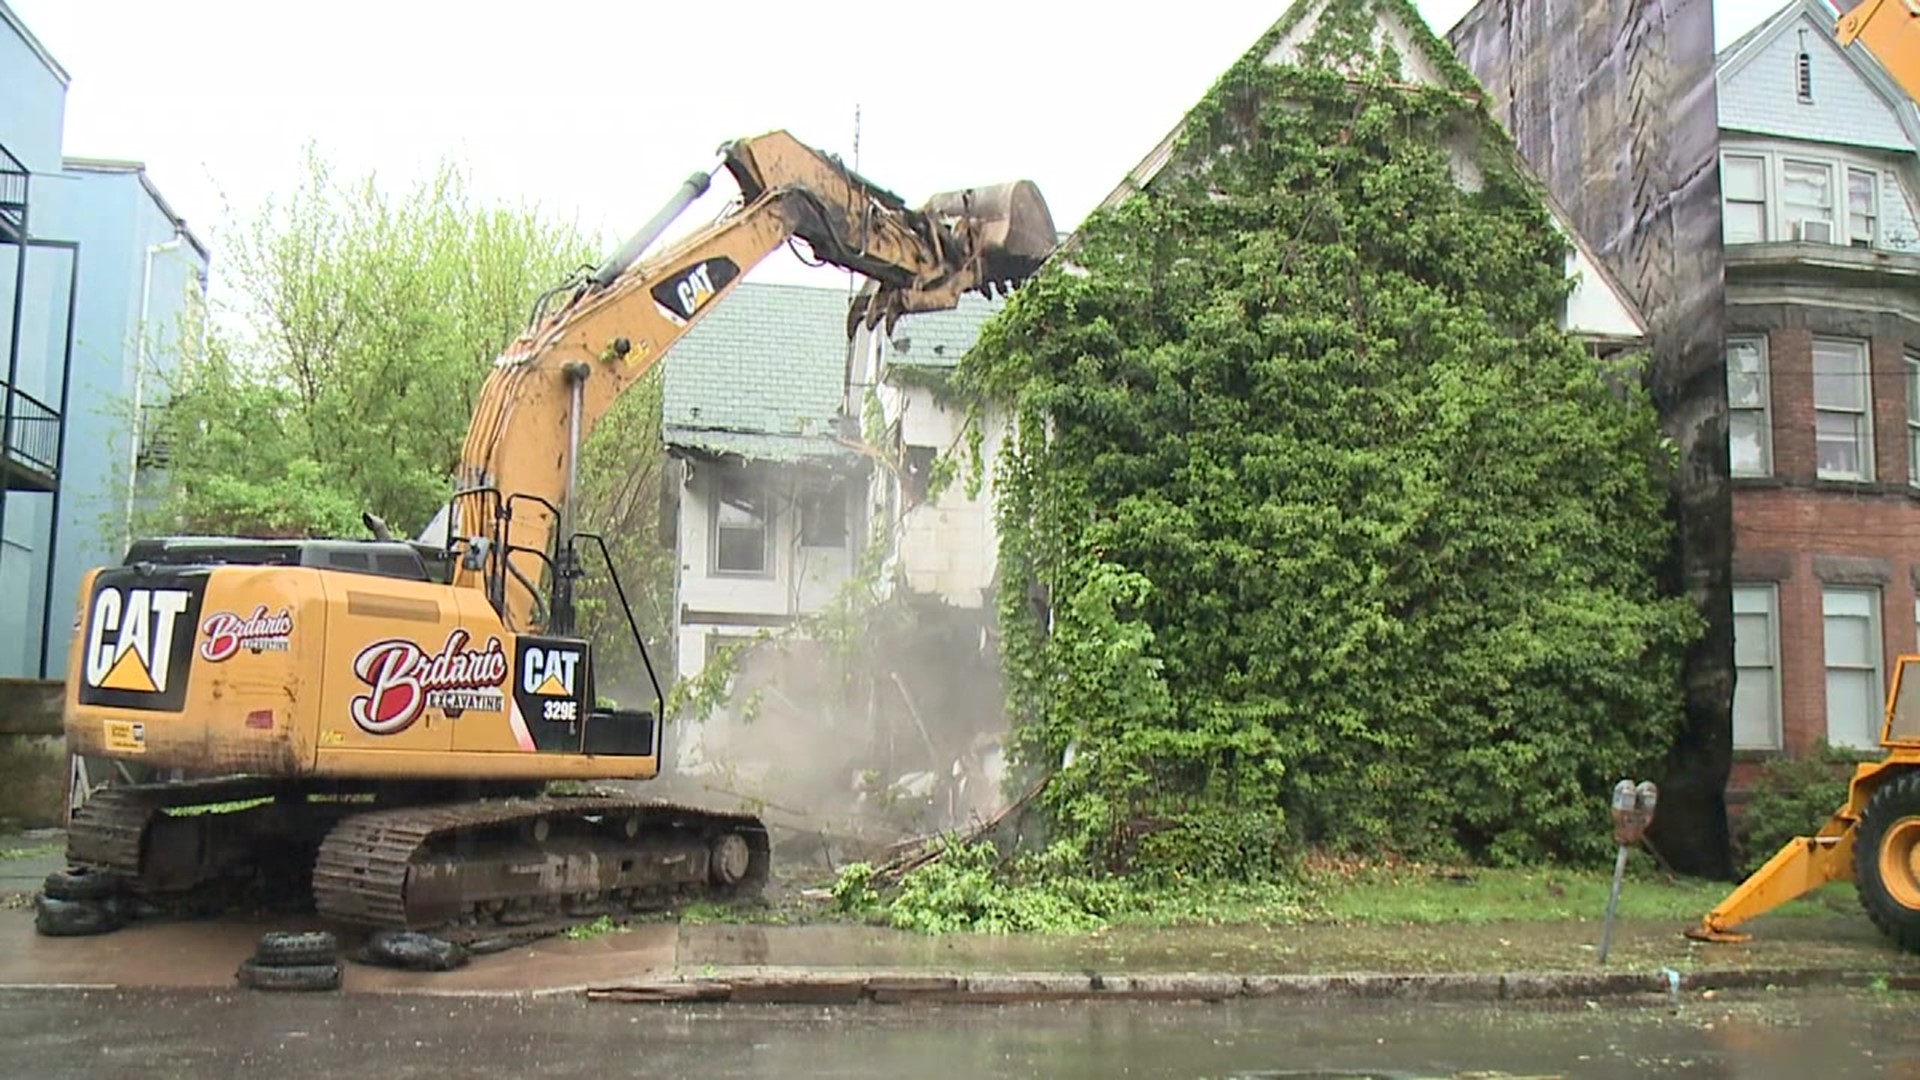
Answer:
top-left (41, 867), bottom-right (126, 903)
top-left (235, 959), bottom-right (342, 992)
top-left (255, 931), bottom-right (340, 967)
top-left (65, 777), bottom-right (329, 881)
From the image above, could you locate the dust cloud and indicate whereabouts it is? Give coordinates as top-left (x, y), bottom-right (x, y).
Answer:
top-left (649, 595), bottom-right (1012, 869)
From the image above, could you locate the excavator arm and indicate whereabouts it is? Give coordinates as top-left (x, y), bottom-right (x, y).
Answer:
top-left (1838, 0), bottom-right (1920, 105)
top-left (447, 130), bottom-right (1054, 633)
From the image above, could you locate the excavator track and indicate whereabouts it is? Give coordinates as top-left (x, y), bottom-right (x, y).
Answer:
top-left (64, 777), bottom-right (383, 910)
top-left (67, 777), bottom-right (310, 881)
top-left (312, 795), bottom-right (771, 941)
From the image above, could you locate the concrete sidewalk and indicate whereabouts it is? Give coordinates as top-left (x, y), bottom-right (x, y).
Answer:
top-left (588, 963), bottom-right (1920, 1005)
top-left (3, 904), bottom-right (1917, 1003)
top-left (0, 908), bottom-right (678, 995)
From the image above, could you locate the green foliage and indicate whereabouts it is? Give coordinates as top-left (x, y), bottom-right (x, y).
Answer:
top-left (1733, 744), bottom-right (1872, 871)
top-left (880, 840), bottom-right (1116, 934)
top-left (830, 861), bottom-right (882, 914)
top-left (133, 147), bottom-right (602, 540)
top-left (952, 9), bottom-right (1699, 877)
top-left (830, 838), bottom-right (1305, 934)
top-left (564, 915), bottom-right (624, 940)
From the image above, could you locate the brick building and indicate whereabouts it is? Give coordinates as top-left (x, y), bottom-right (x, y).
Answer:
top-left (1719, 0), bottom-right (1920, 767)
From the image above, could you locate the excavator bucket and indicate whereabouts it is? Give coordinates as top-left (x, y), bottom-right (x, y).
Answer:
top-left (922, 179), bottom-right (1058, 292)
top-left (847, 180), bottom-right (1057, 337)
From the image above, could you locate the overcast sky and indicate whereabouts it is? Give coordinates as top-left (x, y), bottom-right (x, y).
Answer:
top-left (11, 0), bottom-right (1780, 295)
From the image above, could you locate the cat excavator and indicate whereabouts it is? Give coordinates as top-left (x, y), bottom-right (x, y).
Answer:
top-left (1689, 0), bottom-right (1920, 955)
top-left (47, 130), bottom-right (1055, 941)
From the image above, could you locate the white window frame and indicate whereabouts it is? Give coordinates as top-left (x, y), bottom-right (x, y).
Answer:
top-left (1849, 167), bottom-right (1880, 249)
top-left (1726, 335), bottom-right (1772, 477)
top-left (1812, 336), bottom-right (1874, 482)
top-left (710, 468), bottom-right (774, 578)
top-left (1781, 156), bottom-right (1837, 241)
top-left (1824, 586), bottom-right (1885, 751)
top-left (1908, 355), bottom-right (1920, 488)
top-left (1721, 153), bottom-right (1770, 244)
top-left (1719, 140), bottom-right (1903, 251)
top-left (1733, 584), bottom-right (1783, 751)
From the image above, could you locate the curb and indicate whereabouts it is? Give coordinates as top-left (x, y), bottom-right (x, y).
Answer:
top-left (584, 966), bottom-right (1920, 1006)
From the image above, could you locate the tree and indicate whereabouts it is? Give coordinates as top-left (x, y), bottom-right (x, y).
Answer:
top-left (953, 1), bottom-right (1703, 878)
top-left (138, 148), bottom-right (604, 539)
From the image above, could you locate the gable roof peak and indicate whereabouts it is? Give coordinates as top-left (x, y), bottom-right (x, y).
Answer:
top-left (1716, 0), bottom-right (1920, 149)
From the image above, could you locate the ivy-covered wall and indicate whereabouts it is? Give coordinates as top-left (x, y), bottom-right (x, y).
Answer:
top-left (1450, 0), bottom-right (1734, 879)
top-left (952, 0), bottom-right (1703, 878)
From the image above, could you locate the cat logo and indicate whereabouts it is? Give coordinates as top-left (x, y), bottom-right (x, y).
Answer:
top-left (84, 587), bottom-right (192, 695)
top-left (522, 645), bottom-right (579, 698)
top-left (673, 262), bottom-right (717, 318)
top-left (649, 256), bottom-right (739, 326)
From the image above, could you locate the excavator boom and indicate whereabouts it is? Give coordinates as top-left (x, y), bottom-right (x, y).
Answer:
top-left (452, 130), bottom-right (1055, 634)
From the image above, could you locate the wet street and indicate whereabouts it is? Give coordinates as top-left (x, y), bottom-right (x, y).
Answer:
top-left (2, 986), bottom-right (1915, 1079)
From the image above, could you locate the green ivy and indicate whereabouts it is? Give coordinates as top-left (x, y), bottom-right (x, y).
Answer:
top-left (950, 4), bottom-right (1701, 877)
top-left (1732, 742), bottom-right (1875, 872)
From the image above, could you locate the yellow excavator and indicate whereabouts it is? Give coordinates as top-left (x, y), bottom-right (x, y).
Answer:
top-left (47, 130), bottom-right (1054, 941)
top-left (1688, 0), bottom-right (1920, 956)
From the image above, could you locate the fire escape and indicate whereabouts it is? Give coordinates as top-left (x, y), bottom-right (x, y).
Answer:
top-left (1, 139), bottom-right (64, 494)
top-left (0, 136), bottom-right (79, 678)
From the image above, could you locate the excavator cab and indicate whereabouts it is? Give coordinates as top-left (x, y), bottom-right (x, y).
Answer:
top-left (1690, 654), bottom-right (1920, 953)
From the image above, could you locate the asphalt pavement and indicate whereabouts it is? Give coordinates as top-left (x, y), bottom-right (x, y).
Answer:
top-left (1, 985), bottom-right (1915, 1079)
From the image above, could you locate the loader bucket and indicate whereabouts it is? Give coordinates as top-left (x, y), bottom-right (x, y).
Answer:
top-left (922, 180), bottom-right (1057, 288)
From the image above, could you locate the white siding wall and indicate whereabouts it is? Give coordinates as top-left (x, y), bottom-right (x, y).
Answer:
top-left (673, 459), bottom-right (853, 680)
top-left (891, 385), bottom-right (1009, 609)
top-left (1719, 11), bottom-right (1916, 154)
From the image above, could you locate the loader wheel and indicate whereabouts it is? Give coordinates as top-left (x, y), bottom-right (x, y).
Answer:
top-left (254, 931), bottom-right (339, 967)
top-left (1854, 770), bottom-right (1920, 954)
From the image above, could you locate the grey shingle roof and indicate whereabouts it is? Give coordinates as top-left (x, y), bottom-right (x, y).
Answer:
top-left (882, 293), bottom-right (1005, 370)
top-left (661, 281), bottom-right (855, 461)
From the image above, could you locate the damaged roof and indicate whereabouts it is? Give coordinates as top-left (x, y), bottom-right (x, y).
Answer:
top-left (882, 292), bottom-right (1006, 370)
top-left (1715, 0), bottom-right (1920, 153)
top-left (662, 281), bottom-right (855, 463)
